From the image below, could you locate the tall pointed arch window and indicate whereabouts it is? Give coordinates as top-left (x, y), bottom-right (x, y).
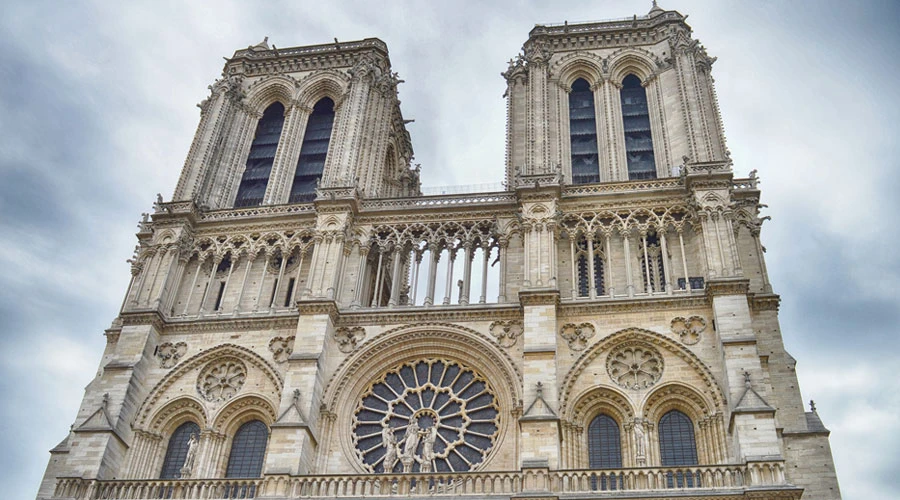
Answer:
top-left (290, 97), bottom-right (335, 203)
top-left (620, 74), bottom-right (657, 180)
top-left (568, 78), bottom-right (600, 184)
top-left (225, 420), bottom-right (268, 478)
top-left (659, 410), bottom-right (698, 466)
top-left (587, 414), bottom-right (622, 468)
top-left (159, 421), bottom-right (200, 479)
top-left (235, 102), bottom-right (286, 207)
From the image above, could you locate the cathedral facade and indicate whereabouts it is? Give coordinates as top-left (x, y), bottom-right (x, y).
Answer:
top-left (39, 5), bottom-right (842, 500)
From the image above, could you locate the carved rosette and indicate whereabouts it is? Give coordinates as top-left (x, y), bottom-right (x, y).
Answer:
top-left (156, 342), bottom-right (187, 369)
top-left (489, 320), bottom-right (523, 348)
top-left (606, 343), bottom-right (664, 390)
top-left (670, 316), bottom-right (707, 345)
top-left (352, 359), bottom-right (499, 473)
top-left (333, 326), bottom-right (366, 353)
top-left (197, 358), bottom-right (247, 402)
top-left (268, 336), bottom-right (295, 363)
top-left (560, 322), bottom-right (596, 351)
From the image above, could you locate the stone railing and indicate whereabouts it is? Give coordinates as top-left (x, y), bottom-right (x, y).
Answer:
top-left (360, 192), bottom-right (515, 211)
top-left (53, 462), bottom-right (789, 499)
top-left (561, 177), bottom-right (683, 196)
top-left (198, 203), bottom-right (315, 222)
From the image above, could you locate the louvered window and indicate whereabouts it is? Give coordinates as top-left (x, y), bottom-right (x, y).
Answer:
top-left (225, 420), bottom-right (268, 478)
top-left (290, 98), bottom-right (335, 203)
top-left (569, 78), bottom-right (600, 184)
top-left (235, 103), bottom-right (285, 207)
top-left (588, 414), bottom-right (622, 469)
top-left (620, 74), bottom-right (656, 180)
top-left (159, 421), bottom-right (200, 479)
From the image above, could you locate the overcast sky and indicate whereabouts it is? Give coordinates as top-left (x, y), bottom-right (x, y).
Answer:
top-left (1, 1), bottom-right (897, 499)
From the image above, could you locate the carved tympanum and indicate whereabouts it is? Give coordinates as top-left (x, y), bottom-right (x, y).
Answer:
top-left (333, 326), bottom-right (366, 353)
top-left (489, 320), bottom-right (523, 348)
top-left (560, 322), bottom-right (595, 351)
top-left (352, 359), bottom-right (499, 474)
top-left (156, 342), bottom-right (187, 368)
top-left (670, 316), bottom-right (707, 345)
top-left (606, 343), bottom-right (663, 390)
top-left (197, 358), bottom-right (247, 402)
top-left (268, 336), bottom-right (295, 363)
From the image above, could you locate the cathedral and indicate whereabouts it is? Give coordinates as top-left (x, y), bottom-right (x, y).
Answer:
top-left (38, 4), bottom-right (842, 500)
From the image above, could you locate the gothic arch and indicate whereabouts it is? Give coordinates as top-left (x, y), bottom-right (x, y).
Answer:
top-left (552, 52), bottom-right (605, 89)
top-left (244, 74), bottom-right (297, 113)
top-left (135, 343), bottom-right (284, 430)
top-left (147, 396), bottom-right (208, 436)
top-left (641, 382), bottom-right (712, 424)
top-left (558, 327), bottom-right (726, 418)
top-left (296, 70), bottom-right (350, 109)
top-left (607, 48), bottom-right (658, 84)
top-left (567, 385), bottom-right (634, 426)
top-left (211, 394), bottom-right (278, 435)
top-left (322, 322), bottom-right (523, 473)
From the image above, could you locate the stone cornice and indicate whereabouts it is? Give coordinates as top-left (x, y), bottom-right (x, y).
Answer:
top-left (705, 278), bottom-right (750, 297)
top-left (749, 293), bottom-right (781, 312)
top-left (338, 304), bottom-right (522, 327)
top-left (519, 289), bottom-right (561, 307)
top-left (119, 310), bottom-right (165, 332)
top-left (560, 293), bottom-right (709, 316)
top-left (164, 314), bottom-right (299, 335)
top-left (297, 299), bottom-right (340, 323)
top-left (227, 38), bottom-right (390, 77)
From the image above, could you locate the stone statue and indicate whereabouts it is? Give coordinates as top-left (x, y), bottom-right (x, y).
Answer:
top-left (381, 425), bottom-right (399, 473)
top-left (418, 425), bottom-right (438, 473)
top-left (399, 420), bottom-right (421, 472)
top-left (180, 433), bottom-right (199, 478)
top-left (633, 421), bottom-right (646, 458)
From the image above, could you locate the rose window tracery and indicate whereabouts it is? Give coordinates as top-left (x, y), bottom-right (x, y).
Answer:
top-left (197, 358), bottom-right (247, 402)
top-left (606, 344), bottom-right (663, 390)
top-left (352, 359), bottom-right (500, 473)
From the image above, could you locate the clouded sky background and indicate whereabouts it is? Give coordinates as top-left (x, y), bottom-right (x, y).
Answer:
top-left (1, 1), bottom-right (897, 498)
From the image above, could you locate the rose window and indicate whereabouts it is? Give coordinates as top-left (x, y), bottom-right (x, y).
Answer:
top-left (352, 359), bottom-right (500, 473)
top-left (606, 344), bottom-right (663, 390)
top-left (197, 358), bottom-right (247, 402)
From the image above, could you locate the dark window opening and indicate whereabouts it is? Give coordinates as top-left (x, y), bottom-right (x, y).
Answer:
top-left (620, 74), bottom-right (656, 180)
top-left (270, 279), bottom-right (279, 306)
top-left (235, 102), bottom-right (286, 207)
top-left (214, 281), bottom-right (226, 311)
top-left (569, 78), bottom-right (600, 184)
top-left (290, 98), bottom-right (335, 203)
top-left (659, 410), bottom-right (698, 467)
top-left (160, 421), bottom-right (200, 479)
top-left (284, 278), bottom-right (296, 307)
top-left (226, 420), bottom-right (268, 478)
top-left (677, 277), bottom-right (706, 290)
top-left (588, 414), bottom-right (622, 469)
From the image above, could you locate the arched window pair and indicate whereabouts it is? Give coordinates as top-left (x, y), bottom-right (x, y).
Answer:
top-left (568, 75), bottom-right (656, 183)
top-left (160, 420), bottom-right (269, 479)
top-left (234, 98), bottom-right (335, 207)
top-left (587, 410), bottom-right (697, 469)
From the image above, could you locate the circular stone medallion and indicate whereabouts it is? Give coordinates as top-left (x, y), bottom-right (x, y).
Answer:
top-left (197, 358), bottom-right (247, 402)
top-left (606, 344), bottom-right (664, 390)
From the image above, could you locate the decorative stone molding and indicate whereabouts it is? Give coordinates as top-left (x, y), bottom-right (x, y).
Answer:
top-left (705, 278), bottom-right (750, 297)
top-left (196, 358), bottom-right (247, 402)
top-left (490, 320), bottom-right (523, 348)
top-left (333, 326), bottom-right (366, 353)
top-left (156, 342), bottom-right (187, 368)
top-left (559, 322), bottom-right (595, 351)
top-left (606, 343), bottom-right (664, 390)
top-left (519, 290), bottom-right (560, 306)
top-left (297, 299), bottom-right (340, 323)
top-left (268, 336), bottom-right (295, 363)
top-left (670, 316), bottom-right (706, 345)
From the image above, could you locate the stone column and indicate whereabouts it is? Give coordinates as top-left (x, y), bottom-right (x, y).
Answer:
top-left (497, 237), bottom-right (509, 303)
top-left (459, 241), bottom-right (474, 305)
top-left (424, 243), bottom-right (439, 307)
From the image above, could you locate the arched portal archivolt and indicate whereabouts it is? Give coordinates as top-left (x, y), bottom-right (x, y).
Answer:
top-left (321, 323), bottom-right (524, 474)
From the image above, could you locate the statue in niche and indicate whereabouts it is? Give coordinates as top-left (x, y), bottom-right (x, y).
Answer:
top-left (180, 433), bottom-right (199, 478)
top-left (381, 425), bottom-right (400, 473)
top-left (633, 421), bottom-right (647, 465)
top-left (418, 425), bottom-right (438, 473)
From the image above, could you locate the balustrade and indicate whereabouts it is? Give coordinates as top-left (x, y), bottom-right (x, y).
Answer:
top-left (53, 462), bottom-right (788, 499)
